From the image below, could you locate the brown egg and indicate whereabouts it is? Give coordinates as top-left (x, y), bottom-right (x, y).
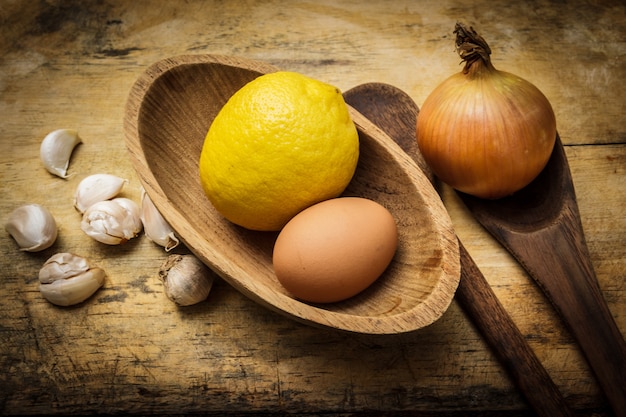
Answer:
top-left (272, 197), bottom-right (398, 303)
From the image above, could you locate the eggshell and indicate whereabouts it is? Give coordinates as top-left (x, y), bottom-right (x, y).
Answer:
top-left (272, 197), bottom-right (398, 303)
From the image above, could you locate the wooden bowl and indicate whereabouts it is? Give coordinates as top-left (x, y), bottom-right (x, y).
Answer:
top-left (124, 55), bottom-right (460, 334)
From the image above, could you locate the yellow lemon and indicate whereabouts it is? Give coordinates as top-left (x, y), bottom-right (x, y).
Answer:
top-left (199, 71), bottom-right (359, 231)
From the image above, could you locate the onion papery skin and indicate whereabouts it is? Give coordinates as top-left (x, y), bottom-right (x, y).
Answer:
top-left (416, 26), bottom-right (557, 199)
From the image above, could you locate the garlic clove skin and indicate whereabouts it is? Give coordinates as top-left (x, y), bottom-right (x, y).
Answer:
top-left (39, 252), bottom-right (90, 284)
top-left (141, 188), bottom-right (180, 252)
top-left (111, 197), bottom-right (143, 236)
top-left (40, 129), bottom-right (82, 179)
top-left (158, 254), bottom-right (214, 306)
top-left (74, 174), bottom-right (128, 213)
top-left (39, 253), bottom-right (105, 306)
top-left (5, 204), bottom-right (58, 252)
top-left (81, 199), bottom-right (142, 245)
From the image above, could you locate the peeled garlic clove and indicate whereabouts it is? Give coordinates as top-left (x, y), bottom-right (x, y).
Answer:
top-left (5, 204), bottom-right (58, 252)
top-left (81, 199), bottom-right (142, 245)
top-left (39, 252), bottom-right (90, 284)
top-left (74, 174), bottom-right (128, 213)
top-left (158, 254), bottom-right (214, 306)
top-left (40, 129), bottom-right (82, 178)
top-left (141, 188), bottom-right (180, 252)
top-left (38, 253), bottom-right (106, 306)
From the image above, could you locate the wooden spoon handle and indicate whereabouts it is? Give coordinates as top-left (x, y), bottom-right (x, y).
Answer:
top-left (456, 240), bottom-right (574, 417)
top-left (492, 217), bottom-right (626, 416)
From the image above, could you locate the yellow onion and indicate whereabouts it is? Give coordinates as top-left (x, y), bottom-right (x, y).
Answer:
top-left (416, 23), bottom-right (557, 199)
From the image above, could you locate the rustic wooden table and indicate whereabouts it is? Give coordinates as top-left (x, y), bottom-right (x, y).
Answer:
top-left (1, 1), bottom-right (624, 416)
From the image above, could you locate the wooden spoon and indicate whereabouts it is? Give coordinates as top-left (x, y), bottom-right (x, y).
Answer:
top-left (344, 83), bottom-right (573, 417)
top-left (123, 55), bottom-right (460, 335)
top-left (458, 137), bottom-right (626, 416)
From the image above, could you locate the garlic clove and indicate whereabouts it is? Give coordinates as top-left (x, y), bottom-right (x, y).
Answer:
top-left (39, 269), bottom-right (105, 306)
top-left (39, 253), bottom-right (105, 306)
top-left (39, 252), bottom-right (90, 284)
top-left (5, 204), bottom-right (58, 252)
top-left (141, 188), bottom-right (180, 252)
top-left (39, 267), bottom-right (106, 306)
top-left (158, 254), bottom-right (214, 306)
top-left (74, 174), bottom-right (128, 213)
top-left (40, 129), bottom-right (82, 179)
top-left (81, 199), bottom-right (142, 245)
top-left (111, 197), bottom-right (143, 236)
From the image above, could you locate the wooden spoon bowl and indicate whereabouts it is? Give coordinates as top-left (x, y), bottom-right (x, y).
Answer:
top-left (123, 55), bottom-right (460, 334)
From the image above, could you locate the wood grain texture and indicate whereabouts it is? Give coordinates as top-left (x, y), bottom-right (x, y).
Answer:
top-left (1, 0), bottom-right (624, 415)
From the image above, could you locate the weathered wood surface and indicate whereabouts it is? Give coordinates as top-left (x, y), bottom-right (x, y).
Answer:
top-left (1, 1), bottom-right (624, 415)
